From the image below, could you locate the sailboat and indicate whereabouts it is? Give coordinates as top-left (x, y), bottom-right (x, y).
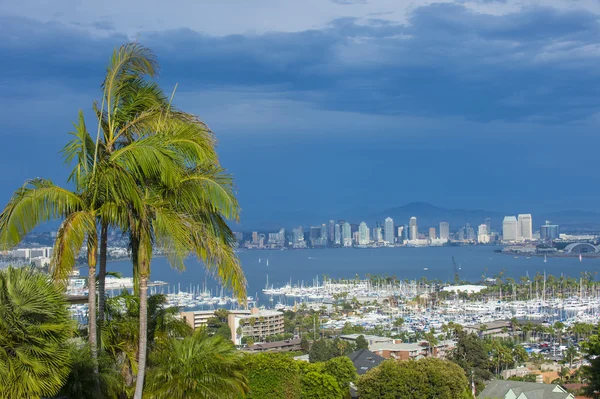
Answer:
top-left (266, 259), bottom-right (269, 267)
top-left (579, 254), bottom-right (583, 262)
top-left (544, 254), bottom-right (547, 263)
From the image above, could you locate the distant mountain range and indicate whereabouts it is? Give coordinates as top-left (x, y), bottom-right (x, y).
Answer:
top-left (240, 202), bottom-right (600, 232)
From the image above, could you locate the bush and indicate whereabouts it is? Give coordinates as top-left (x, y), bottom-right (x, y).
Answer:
top-left (242, 353), bottom-right (302, 399)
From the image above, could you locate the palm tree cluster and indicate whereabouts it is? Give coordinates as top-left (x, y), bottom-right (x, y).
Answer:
top-left (0, 43), bottom-right (246, 398)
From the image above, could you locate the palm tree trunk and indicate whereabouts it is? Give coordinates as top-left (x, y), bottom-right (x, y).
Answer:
top-left (134, 272), bottom-right (149, 399)
top-left (97, 223), bottom-right (108, 350)
top-left (88, 245), bottom-right (98, 370)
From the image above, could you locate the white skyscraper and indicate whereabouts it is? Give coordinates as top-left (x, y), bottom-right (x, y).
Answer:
top-left (384, 217), bottom-right (395, 244)
top-left (409, 217), bottom-right (418, 241)
top-left (439, 222), bottom-right (450, 241)
top-left (358, 222), bottom-right (370, 245)
top-left (518, 214), bottom-right (533, 241)
top-left (502, 216), bottom-right (518, 241)
top-left (477, 224), bottom-right (490, 243)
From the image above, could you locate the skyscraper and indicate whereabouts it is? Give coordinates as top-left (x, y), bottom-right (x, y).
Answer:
top-left (466, 226), bottom-right (476, 241)
top-left (477, 224), bottom-right (489, 243)
top-left (502, 216), bottom-right (518, 241)
top-left (342, 222), bottom-right (352, 247)
top-left (328, 220), bottom-right (335, 244)
top-left (373, 225), bottom-right (382, 242)
top-left (540, 221), bottom-right (559, 240)
top-left (439, 222), bottom-right (450, 240)
top-left (397, 226), bottom-right (404, 242)
top-left (409, 217), bottom-right (418, 241)
top-left (358, 222), bottom-right (370, 245)
top-left (321, 224), bottom-right (328, 241)
top-left (484, 217), bottom-right (491, 234)
top-left (384, 217), bottom-right (395, 244)
top-left (517, 214), bottom-right (533, 241)
top-left (252, 231), bottom-right (259, 244)
top-left (334, 223), bottom-right (341, 245)
top-left (428, 227), bottom-right (436, 240)
top-left (403, 225), bottom-right (409, 241)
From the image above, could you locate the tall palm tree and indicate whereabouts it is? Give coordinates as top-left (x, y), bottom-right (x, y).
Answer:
top-left (0, 266), bottom-right (73, 398)
top-left (144, 330), bottom-right (248, 399)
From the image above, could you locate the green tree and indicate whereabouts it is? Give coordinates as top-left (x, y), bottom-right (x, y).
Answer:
top-left (357, 358), bottom-right (472, 399)
top-left (301, 371), bottom-right (343, 399)
top-left (565, 345), bottom-right (578, 367)
top-left (447, 330), bottom-right (492, 393)
top-left (301, 335), bottom-right (311, 353)
top-left (581, 334), bottom-right (600, 398)
top-left (310, 339), bottom-right (333, 362)
top-left (144, 330), bottom-right (248, 399)
top-left (323, 356), bottom-right (357, 390)
top-left (356, 335), bottom-right (369, 350)
top-left (0, 266), bottom-right (73, 399)
top-left (242, 353), bottom-right (301, 399)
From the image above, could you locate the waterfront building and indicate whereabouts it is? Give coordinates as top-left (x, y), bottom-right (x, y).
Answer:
top-left (540, 221), bottom-right (559, 240)
top-left (457, 227), bottom-right (465, 241)
top-left (342, 222), bottom-right (352, 247)
top-left (428, 227), bottom-right (436, 240)
top-left (439, 222), bottom-right (449, 240)
top-left (397, 226), bottom-right (404, 242)
top-left (353, 231), bottom-right (360, 244)
top-left (334, 223), bottom-right (341, 245)
top-left (373, 225), bottom-right (383, 243)
top-left (229, 308), bottom-right (285, 345)
top-left (477, 224), bottom-right (490, 243)
top-left (484, 217), bottom-right (491, 234)
top-left (517, 214), bottom-right (533, 241)
top-left (233, 231), bottom-right (244, 242)
top-left (358, 222), bottom-right (370, 245)
top-left (502, 216), bottom-right (518, 242)
top-left (403, 225), bottom-right (409, 241)
top-left (252, 231), bottom-right (259, 244)
top-left (384, 217), bottom-right (395, 244)
top-left (466, 226), bottom-right (476, 241)
top-left (310, 226), bottom-right (321, 241)
top-left (328, 220), bottom-right (335, 244)
top-left (409, 217), bottom-right (418, 241)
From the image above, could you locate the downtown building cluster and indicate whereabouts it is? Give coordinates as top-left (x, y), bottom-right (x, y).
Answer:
top-left (240, 216), bottom-right (502, 249)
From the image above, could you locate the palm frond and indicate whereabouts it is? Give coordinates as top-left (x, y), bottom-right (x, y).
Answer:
top-left (0, 179), bottom-right (84, 250)
top-left (51, 211), bottom-right (96, 282)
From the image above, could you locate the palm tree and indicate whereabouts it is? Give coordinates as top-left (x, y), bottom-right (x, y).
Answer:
top-left (0, 266), bottom-right (73, 398)
top-left (145, 330), bottom-right (248, 399)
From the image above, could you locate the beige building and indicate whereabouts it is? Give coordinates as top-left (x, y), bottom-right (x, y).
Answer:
top-left (229, 308), bottom-right (285, 345)
top-left (180, 309), bottom-right (250, 330)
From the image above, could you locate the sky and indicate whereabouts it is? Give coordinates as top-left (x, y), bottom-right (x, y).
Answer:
top-left (1, 0), bottom-right (600, 228)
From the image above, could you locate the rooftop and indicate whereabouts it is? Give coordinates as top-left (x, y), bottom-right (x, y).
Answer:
top-left (478, 380), bottom-right (574, 399)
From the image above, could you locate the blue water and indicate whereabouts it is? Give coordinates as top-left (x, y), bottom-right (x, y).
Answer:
top-left (92, 245), bottom-right (600, 300)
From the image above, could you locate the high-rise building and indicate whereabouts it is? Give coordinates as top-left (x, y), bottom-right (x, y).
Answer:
top-left (466, 226), bottom-right (476, 241)
top-left (384, 217), bottom-right (395, 244)
top-left (403, 225), bottom-right (409, 240)
top-left (518, 214), bottom-right (533, 241)
top-left (409, 217), bottom-right (418, 241)
top-left (358, 222), bottom-right (370, 245)
top-left (373, 225), bottom-right (383, 242)
top-left (457, 227), bottom-right (465, 241)
top-left (252, 231), bottom-right (259, 244)
top-left (342, 222), bottom-right (352, 247)
top-left (292, 226), bottom-right (304, 243)
top-left (334, 223), bottom-right (341, 245)
top-left (540, 221), bottom-right (559, 240)
top-left (310, 226), bottom-right (321, 241)
top-left (502, 216), bottom-right (518, 241)
top-left (484, 218), bottom-right (491, 234)
top-left (397, 226), bottom-right (404, 242)
top-left (439, 222), bottom-right (450, 240)
top-left (328, 220), bottom-right (335, 244)
top-left (477, 224), bottom-right (490, 243)
top-left (321, 224), bottom-right (328, 241)
top-left (428, 227), bottom-right (436, 240)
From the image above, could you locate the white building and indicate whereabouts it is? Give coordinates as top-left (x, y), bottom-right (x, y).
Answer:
top-left (439, 222), bottom-right (450, 241)
top-left (334, 224), bottom-right (341, 246)
top-left (384, 217), bottom-right (395, 244)
top-left (477, 224), bottom-right (490, 243)
top-left (358, 222), bottom-right (370, 245)
top-left (502, 216), bottom-right (518, 242)
top-left (409, 217), bottom-right (418, 241)
top-left (342, 222), bottom-right (352, 247)
top-left (518, 214), bottom-right (533, 241)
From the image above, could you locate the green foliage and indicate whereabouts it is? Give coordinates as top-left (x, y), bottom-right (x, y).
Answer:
top-left (301, 335), bottom-right (311, 353)
top-left (144, 330), bottom-right (248, 399)
top-left (0, 266), bottom-right (74, 399)
top-left (323, 356), bottom-right (357, 389)
top-left (242, 352), bottom-right (302, 399)
top-left (508, 374), bottom-right (538, 383)
top-left (309, 339), bottom-right (332, 363)
top-left (341, 322), bottom-right (365, 335)
top-left (357, 358), bottom-right (472, 399)
top-left (581, 334), bottom-right (600, 398)
top-left (59, 344), bottom-right (124, 399)
top-left (355, 334), bottom-right (369, 350)
top-left (447, 330), bottom-right (493, 392)
top-left (301, 371), bottom-right (343, 399)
